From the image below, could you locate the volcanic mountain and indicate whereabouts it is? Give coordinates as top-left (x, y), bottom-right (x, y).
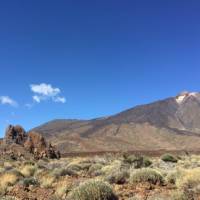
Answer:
top-left (33, 91), bottom-right (200, 153)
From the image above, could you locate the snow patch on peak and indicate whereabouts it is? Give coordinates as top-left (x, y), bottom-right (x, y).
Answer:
top-left (176, 91), bottom-right (198, 104)
top-left (176, 95), bottom-right (186, 104)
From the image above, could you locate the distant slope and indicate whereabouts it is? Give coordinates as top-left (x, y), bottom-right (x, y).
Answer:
top-left (33, 92), bottom-right (200, 153)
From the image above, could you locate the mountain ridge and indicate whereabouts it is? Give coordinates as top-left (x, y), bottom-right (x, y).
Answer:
top-left (33, 91), bottom-right (200, 153)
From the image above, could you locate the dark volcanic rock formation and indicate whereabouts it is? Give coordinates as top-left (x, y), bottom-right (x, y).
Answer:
top-left (2, 125), bottom-right (60, 159)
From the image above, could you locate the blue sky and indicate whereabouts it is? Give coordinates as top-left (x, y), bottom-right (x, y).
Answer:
top-left (0, 0), bottom-right (200, 136)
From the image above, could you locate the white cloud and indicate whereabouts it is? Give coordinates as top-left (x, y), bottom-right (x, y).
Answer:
top-left (0, 96), bottom-right (18, 107)
top-left (30, 83), bottom-right (66, 104)
top-left (30, 83), bottom-right (60, 96)
top-left (53, 96), bottom-right (66, 103)
top-left (33, 95), bottom-right (42, 103)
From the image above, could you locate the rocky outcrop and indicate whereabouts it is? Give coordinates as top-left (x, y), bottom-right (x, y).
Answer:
top-left (24, 131), bottom-right (47, 153)
top-left (2, 125), bottom-right (60, 159)
top-left (4, 125), bottom-right (27, 145)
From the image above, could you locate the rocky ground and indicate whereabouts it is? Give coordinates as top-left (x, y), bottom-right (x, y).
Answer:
top-left (1, 152), bottom-right (200, 199)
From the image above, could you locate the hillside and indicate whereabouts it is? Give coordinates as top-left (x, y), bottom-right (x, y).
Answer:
top-left (33, 91), bottom-right (200, 153)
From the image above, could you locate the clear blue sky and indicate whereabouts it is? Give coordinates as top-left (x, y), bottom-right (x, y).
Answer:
top-left (0, 0), bottom-right (200, 137)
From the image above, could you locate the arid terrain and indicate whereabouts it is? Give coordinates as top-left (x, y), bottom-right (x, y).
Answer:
top-left (2, 92), bottom-right (200, 199)
top-left (1, 125), bottom-right (200, 200)
top-left (33, 92), bottom-right (200, 153)
top-left (1, 152), bottom-right (200, 200)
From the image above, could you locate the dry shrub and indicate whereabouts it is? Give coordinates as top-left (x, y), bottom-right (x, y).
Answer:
top-left (0, 172), bottom-right (19, 194)
top-left (101, 160), bottom-right (122, 175)
top-left (68, 180), bottom-right (118, 200)
top-left (20, 165), bottom-right (37, 177)
top-left (176, 168), bottom-right (200, 199)
top-left (88, 163), bottom-right (103, 176)
top-left (130, 168), bottom-right (164, 185)
top-left (105, 169), bottom-right (129, 184)
top-left (55, 180), bottom-right (75, 198)
top-left (40, 174), bottom-right (56, 188)
top-left (123, 155), bottom-right (152, 168)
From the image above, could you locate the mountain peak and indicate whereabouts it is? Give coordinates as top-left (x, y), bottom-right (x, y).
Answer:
top-left (175, 91), bottom-right (198, 104)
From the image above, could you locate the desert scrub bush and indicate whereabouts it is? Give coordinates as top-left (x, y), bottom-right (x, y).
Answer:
top-left (161, 154), bottom-right (178, 163)
top-left (166, 171), bottom-right (177, 185)
top-left (51, 167), bottom-right (77, 178)
top-left (123, 154), bottom-right (137, 164)
top-left (3, 162), bottom-right (13, 171)
top-left (88, 163), bottom-right (103, 176)
top-left (20, 165), bottom-right (37, 177)
top-left (68, 180), bottom-right (118, 200)
top-left (22, 177), bottom-right (39, 187)
top-left (67, 163), bottom-right (82, 172)
top-left (39, 174), bottom-right (56, 188)
top-left (105, 169), bottom-right (129, 184)
top-left (176, 168), bottom-right (200, 198)
top-left (123, 155), bottom-right (152, 168)
top-left (80, 162), bottom-right (92, 171)
top-left (101, 160), bottom-right (122, 175)
top-left (130, 168), bottom-right (164, 185)
top-left (93, 156), bottom-right (108, 165)
top-left (0, 172), bottom-right (20, 194)
top-left (54, 180), bottom-right (76, 199)
top-left (67, 159), bottom-right (92, 172)
top-left (165, 169), bottom-right (184, 185)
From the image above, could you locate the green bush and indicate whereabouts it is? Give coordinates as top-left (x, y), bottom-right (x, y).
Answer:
top-left (105, 170), bottom-right (129, 184)
top-left (123, 154), bottom-right (137, 164)
top-left (161, 154), bottom-right (178, 163)
top-left (68, 180), bottom-right (118, 200)
top-left (130, 169), bottom-right (164, 185)
top-left (123, 155), bottom-right (152, 168)
top-left (143, 157), bottom-right (152, 167)
top-left (22, 177), bottom-right (38, 187)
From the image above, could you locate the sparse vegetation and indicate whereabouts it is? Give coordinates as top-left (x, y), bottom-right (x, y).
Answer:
top-left (1, 154), bottom-right (200, 199)
top-left (130, 168), bottom-right (164, 185)
top-left (105, 169), bottom-right (129, 184)
top-left (22, 177), bottom-right (38, 187)
top-left (68, 180), bottom-right (118, 200)
top-left (161, 154), bottom-right (178, 163)
top-left (88, 163), bottom-right (103, 176)
top-left (20, 164), bottom-right (37, 177)
top-left (123, 154), bottom-right (152, 168)
top-left (0, 172), bottom-right (19, 194)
